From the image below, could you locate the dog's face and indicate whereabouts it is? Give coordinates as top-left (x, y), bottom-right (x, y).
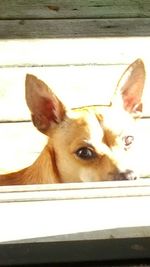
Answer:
top-left (25, 59), bottom-right (145, 182)
top-left (47, 106), bottom-right (138, 182)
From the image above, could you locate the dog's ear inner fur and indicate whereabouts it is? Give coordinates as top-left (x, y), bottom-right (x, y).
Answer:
top-left (111, 59), bottom-right (146, 116)
top-left (25, 74), bottom-right (66, 132)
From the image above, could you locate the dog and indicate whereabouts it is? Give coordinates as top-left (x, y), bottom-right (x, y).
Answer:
top-left (0, 59), bottom-right (146, 185)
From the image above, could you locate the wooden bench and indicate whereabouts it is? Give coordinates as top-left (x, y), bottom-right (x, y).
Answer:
top-left (0, 1), bottom-right (150, 262)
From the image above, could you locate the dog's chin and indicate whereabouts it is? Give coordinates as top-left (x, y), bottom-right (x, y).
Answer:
top-left (113, 170), bottom-right (139, 181)
top-left (78, 170), bottom-right (139, 182)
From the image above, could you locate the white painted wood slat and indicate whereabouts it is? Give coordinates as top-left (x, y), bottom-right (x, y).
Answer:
top-left (0, 181), bottom-right (150, 243)
top-left (0, 38), bottom-right (150, 66)
top-left (0, 63), bottom-right (150, 121)
top-left (0, 65), bottom-right (124, 121)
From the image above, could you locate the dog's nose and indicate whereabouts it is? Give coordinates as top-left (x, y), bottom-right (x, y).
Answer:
top-left (116, 169), bottom-right (138, 180)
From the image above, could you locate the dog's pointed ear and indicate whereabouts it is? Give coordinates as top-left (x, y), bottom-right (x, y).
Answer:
top-left (111, 59), bottom-right (146, 116)
top-left (25, 74), bottom-right (66, 132)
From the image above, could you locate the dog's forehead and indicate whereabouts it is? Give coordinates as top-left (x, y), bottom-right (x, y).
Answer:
top-left (64, 108), bottom-right (104, 138)
top-left (102, 107), bottom-right (135, 135)
top-left (68, 107), bottom-right (101, 125)
top-left (68, 106), bottom-right (103, 119)
top-left (68, 105), bottom-right (135, 136)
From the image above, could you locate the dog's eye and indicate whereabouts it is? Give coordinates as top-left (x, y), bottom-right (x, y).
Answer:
top-left (123, 135), bottom-right (134, 150)
top-left (75, 147), bottom-right (96, 160)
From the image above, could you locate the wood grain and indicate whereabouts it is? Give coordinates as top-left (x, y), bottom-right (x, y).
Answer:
top-left (0, 18), bottom-right (150, 39)
top-left (0, 0), bottom-right (149, 19)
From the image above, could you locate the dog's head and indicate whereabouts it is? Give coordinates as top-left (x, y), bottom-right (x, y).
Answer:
top-left (25, 59), bottom-right (145, 182)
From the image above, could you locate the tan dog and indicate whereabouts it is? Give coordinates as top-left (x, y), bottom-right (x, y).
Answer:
top-left (0, 59), bottom-right (145, 185)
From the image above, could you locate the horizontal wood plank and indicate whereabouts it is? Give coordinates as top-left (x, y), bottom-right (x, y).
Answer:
top-left (0, 180), bottom-right (150, 262)
top-left (0, 65), bottom-right (123, 121)
top-left (0, 0), bottom-right (149, 19)
top-left (0, 180), bottom-right (150, 243)
top-left (0, 122), bottom-right (46, 174)
top-left (1, 179), bottom-right (150, 203)
top-left (1, 227), bottom-right (150, 264)
top-left (0, 18), bottom-right (150, 39)
top-left (0, 38), bottom-right (150, 66)
top-left (0, 64), bottom-right (150, 121)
